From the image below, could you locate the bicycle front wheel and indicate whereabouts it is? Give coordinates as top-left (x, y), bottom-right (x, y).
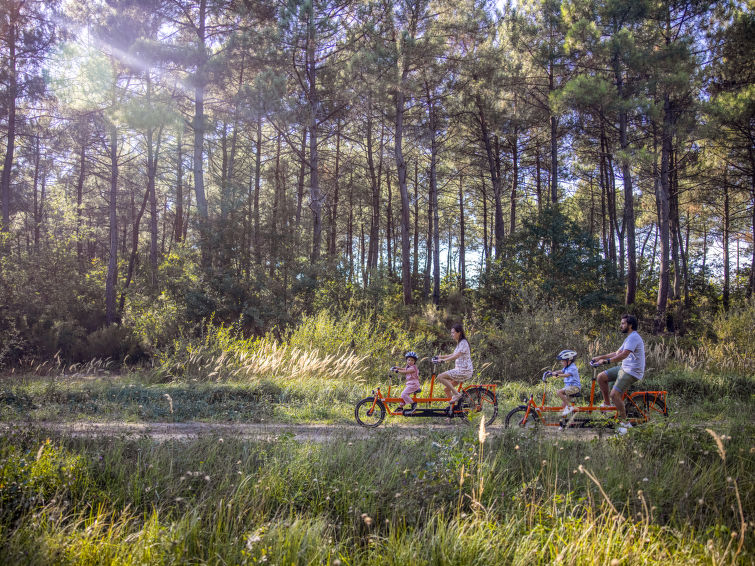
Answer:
top-left (504, 406), bottom-right (540, 429)
top-left (355, 397), bottom-right (386, 428)
top-left (465, 387), bottom-right (498, 427)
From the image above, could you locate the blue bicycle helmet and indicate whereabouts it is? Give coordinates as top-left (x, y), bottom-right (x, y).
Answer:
top-left (404, 351), bottom-right (418, 361)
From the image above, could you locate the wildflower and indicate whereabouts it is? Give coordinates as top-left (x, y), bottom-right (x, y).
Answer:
top-left (642, 478), bottom-right (649, 482)
top-left (678, 460), bottom-right (685, 464)
top-left (361, 513), bottom-right (373, 527)
top-left (204, 475), bottom-right (210, 481)
top-left (610, 560), bottom-right (620, 566)
top-left (246, 532), bottom-right (262, 549)
top-left (584, 456), bottom-right (590, 461)
top-left (698, 498), bottom-right (704, 505)
top-left (333, 560), bottom-right (342, 566)
top-left (218, 438), bottom-right (224, 443)
top-left (515, 445), bottom-right (520, 450)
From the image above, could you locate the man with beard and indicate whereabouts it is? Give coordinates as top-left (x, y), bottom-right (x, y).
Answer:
top-left (591, 314), bottom-right (646, 435)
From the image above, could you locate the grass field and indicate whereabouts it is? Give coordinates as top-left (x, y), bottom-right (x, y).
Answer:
top-left (0, 419), bottom-right (752, 564)
top-left (1, 366), bottom-right (753, 564)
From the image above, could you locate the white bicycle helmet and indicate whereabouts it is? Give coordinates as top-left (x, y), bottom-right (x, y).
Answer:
top-left (556, 349), bottom-right (577, 361)
top-left (404, 351), bottom-right (418, 361)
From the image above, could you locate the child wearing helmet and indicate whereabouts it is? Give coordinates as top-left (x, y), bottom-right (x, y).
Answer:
top-left (550, 350), bottom-right (580, 416)
top-left (391, 351), bottom-right (421, 415)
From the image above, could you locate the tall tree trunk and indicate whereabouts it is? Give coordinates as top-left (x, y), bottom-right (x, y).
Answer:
top-left (307, 11), bottom-right (322, 265)
top-left (669, 148), bottom-right (681, 303)
top-left (32, 135), bottom-right (41, 252)
top-left (270, 132), bottom-right (281, 277)
top-left (1, 13), bottom-right (17, 233)
top-left (476, 97), bottom-right (504, 257)
top-left (119, 182), bottom-right (150, 314)
top-left (329, 118), bottom-right (341, 258)
top-left (535, 147), bottom-right (542, 212)
top-left (749, 147), bottom-right (755, 299)
top-left (654, 97), bottom-right (672, 334)
top-left (365, 105), bottom-right (380, 277)
top-left (76, 134), bottom-right (87, 259)
top-left (459, 174), bottom-right (466, 291)
top-left (348, 173), bottom-right (354, 282)
top-left (424, 175), bottom-right (432, 298)
top-left (615, 59), bottom-right (637, 304)
top-left (431, 135), bottom-right (440, 305)
top-left (550, 113), bottom-right (558, 203)
top-left (147, 123), bottom-right (163, 283)
top-left (723, 171), bottom-right (730, 310)
top-left (296, 126), bottom-right (307, 227)
top-left (510, 127), bottom-right (518, 235)
top-left (386, 169), bottom-right (393, 275)
top-left (105, 122), bottom-right (119, 326)
top-left (174, 128), bottom-right (184, 244)
top-left (394, 79), bottom-right (412, 305)
top-left (480, 174), bottom-right (489, 273)
top-left (192, 0), bottom-right (209, 267)
top-left (253, 114), bottom-right (262, 265)
top-left (412, 160), bottom-right (419, 277)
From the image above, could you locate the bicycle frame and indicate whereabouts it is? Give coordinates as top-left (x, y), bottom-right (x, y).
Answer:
top-left (360, 367), bottom-right (498, 423)
top-left (511, 365), bottom-right (667, 429)
top-left (373, 372), bottom-right (496, 417)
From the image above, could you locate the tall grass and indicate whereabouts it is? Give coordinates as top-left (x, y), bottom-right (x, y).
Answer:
top-left (0, 424), bottom-right (751, 564)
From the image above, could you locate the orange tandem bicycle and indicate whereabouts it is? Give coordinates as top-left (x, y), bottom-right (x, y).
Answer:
top-left (504, 360), bottom-right (668, 430)
top-left (354, 362), bottom-right (498, 428)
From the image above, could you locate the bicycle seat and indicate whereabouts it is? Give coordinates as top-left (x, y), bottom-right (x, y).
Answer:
top-left (568, 391), bottom-right (585, 400)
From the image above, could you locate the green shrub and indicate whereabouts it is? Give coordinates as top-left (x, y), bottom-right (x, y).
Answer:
top-left (84, 325), bottom-right (146, 364)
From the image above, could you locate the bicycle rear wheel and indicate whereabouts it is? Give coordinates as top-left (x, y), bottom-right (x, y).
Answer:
top-left (354, 397), bottom-right (386, 428)
top-left (464, 387), bottom-right (498, 427)
top-left (644, 393), bottom-right (669, 422)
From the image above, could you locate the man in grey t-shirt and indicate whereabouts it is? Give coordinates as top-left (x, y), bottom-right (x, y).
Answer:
top-left (591, 314), bottom-right (645, 433)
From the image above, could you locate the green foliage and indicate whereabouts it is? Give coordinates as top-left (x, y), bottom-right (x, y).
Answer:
top-left (473, 298), bottom-right (611, 382)
top-left (0, 439), bottom-right (93, 527)
top-left (477, 207), bottom-right (621, 315)
top-left (0, 425), bottom-right (751, 563)
top-left (84, 325), bottom-right (145, 364)
top-left (706, 305), bottom-right (755, 362)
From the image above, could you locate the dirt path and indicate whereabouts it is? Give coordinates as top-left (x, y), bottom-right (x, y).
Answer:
top-left (1, 421), bottom-right (608, 442)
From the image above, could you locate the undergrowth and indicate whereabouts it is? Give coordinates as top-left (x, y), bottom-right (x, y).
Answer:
top-left (0, 424), bottom-right (751, 565)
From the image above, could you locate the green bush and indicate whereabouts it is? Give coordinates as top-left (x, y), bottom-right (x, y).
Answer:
top-left (84, 325), bottom-right (146, 364)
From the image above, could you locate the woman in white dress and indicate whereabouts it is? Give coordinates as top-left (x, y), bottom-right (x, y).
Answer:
top-left (433, 323), bottom-right (473, 409)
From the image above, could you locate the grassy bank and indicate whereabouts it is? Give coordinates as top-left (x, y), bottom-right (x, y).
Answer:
top-left (0, 424), bottom-right (752, 565)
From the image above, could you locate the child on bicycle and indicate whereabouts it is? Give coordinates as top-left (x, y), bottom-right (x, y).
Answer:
top-left (391, 351), bottom-right (421, 415)
top-left (548, 349), bottom-right (580, 416)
